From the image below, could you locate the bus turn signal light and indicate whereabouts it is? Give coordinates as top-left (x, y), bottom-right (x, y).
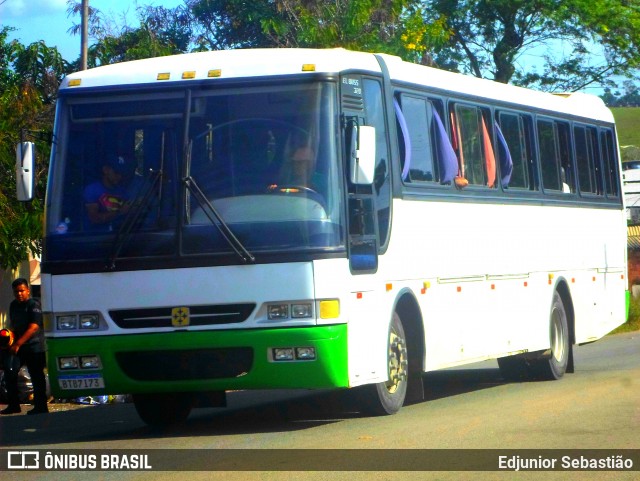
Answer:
top-left (319, 300), bottom-right (340, 319)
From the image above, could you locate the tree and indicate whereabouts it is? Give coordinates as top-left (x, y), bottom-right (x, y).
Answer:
top-left (420, 0), bottom-right (640, 91)
top-left (89, 22), bottom-right (184, 66)
top-left (0, 27), bottom-right (67, 270)
top-left (187, 0), bottom-right (277, 50)
top-left (66, 1), bottom-right (192, 67)
top-left (601, 81), bottom-right (640, 107)
top-left (262, 0), bottom-right (408, 51)
top-left (184, 0), bottom-right (448, 62)
top-left (178, 0), bottom-right (640, 92)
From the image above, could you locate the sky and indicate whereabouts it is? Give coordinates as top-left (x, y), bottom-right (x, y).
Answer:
top-left (1, 0), bottom-right (183, 62)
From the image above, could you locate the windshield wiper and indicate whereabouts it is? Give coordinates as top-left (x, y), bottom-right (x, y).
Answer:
top-left (183, 175), bottom-right (255, 263)
top-left (106, 169), bottom-right (163, 270)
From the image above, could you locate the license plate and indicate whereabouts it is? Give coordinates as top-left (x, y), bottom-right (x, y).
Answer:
top-left (58, 374), bottom-right (105, 390)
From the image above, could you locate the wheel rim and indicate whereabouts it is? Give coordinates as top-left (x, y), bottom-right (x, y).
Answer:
top-left (550, 306), bottom-right (566, 363)
top-left (385, 330), bottom-right (408, 394)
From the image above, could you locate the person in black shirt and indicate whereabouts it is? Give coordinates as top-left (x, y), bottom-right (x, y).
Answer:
top-left (1, 278), bottom-right (48, 415)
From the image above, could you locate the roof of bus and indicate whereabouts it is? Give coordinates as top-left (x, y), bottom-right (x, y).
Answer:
top-left (61, 48), bottom-right (613, 123)
top-left (378, 53), bottom-right (613, 122)
top-left (62, 48), bottom-right (381, 89)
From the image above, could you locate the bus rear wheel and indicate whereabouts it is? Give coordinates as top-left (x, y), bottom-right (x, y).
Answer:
top-left (531, 291), bottom-right (570, 380)
top-left (133, 393), bottom-right (193, 427)
top-left (359, 312), bottom-right (408, 415)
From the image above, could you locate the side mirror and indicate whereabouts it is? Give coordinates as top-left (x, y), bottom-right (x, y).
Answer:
top-left (350, 125), bottom-right (376, 185)
top-left (16, 142), bottom-right (35, 201)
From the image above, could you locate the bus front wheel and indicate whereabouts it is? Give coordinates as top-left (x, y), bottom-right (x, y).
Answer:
top-left (133, 393), bottom-right (193, 427)
top-left (358, 312), bottom-right (408, 415)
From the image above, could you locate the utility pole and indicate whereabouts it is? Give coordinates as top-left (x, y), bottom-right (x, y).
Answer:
top-left (81, 0), bottom-right (89, 70)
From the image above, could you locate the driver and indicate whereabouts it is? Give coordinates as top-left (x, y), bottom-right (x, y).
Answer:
top-left (83, 155), bottom-right (133, 231)
top-left (269, 146), bottom-right (323, 193)
top-left (287, 146), bottom-right (316, 186)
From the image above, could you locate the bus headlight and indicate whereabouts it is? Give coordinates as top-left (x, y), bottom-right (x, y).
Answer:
top-left (54, 313), bottom-right (103, 331)
top-left (291, 303), bottom-right (313, 318)
top-left (295, 347), bottom-right (316, 360)
top-left (268, 304), bottom-right (289, 320)
top-left (270, 347), bottom-right (316, 361)
top-left (80, 355), bottom-right (101, 369)
top-left (57, 315), bottom-right (78, 330)
top-left (58, 357), bottom-right (79, 370)
top-left (57, 355), bottom-right (102, 370)
top-left (80, 314), bottom-right (100, 329)
top-left (272, 347), bottom-right (295, 361)
top-left (267, 302), bottom-right (314, 320)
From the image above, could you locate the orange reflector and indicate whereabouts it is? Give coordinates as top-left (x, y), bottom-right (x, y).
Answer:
top-left (182, 71), bottom-right (196, 79)
top-left (302, 64), bottom-right (316, 72)
top-left (457, 286), bottom-right (462, 293)
top-left (208, 69), bottom-right (222, 78)
top-left (157, 72), bottom-right (171, 81)
top-left (491, 284), bottom-right (496, 290)
top-left (524, 282), bottom-right (528, 287)
top-left (386, 283), bottom-right (393, 292)
top-left (68, 79), bottom-right (81, 87)
top-left (572, 278), bottom-right (575, 283)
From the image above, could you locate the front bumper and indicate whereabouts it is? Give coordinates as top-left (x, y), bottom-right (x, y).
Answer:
top-left (46, 324), bottom-right (348, 398)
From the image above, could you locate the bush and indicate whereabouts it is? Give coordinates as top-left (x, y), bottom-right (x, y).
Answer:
top-left (613, 294), bottom-right (640, 333)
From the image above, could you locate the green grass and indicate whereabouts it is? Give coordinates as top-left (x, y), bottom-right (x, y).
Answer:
top-left (612, 294), bottom-right (640, 334)
top-left (611, 107), bottom-right (640, 148)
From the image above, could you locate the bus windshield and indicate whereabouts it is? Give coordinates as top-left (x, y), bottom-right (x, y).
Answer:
top-left (45, 81), bottom-right (344, 266)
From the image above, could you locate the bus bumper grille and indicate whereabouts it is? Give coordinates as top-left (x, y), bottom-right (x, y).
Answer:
top-left (115, 348), bottom-right (253, 381)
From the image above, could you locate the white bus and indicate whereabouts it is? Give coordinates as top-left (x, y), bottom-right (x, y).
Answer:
top-left (27, 48), bottom-right (627, 425)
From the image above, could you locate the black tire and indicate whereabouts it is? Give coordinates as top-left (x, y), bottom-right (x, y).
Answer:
top-left (531, 291), bottom-right (570, 380)
top-left (358, 312), bottom-right (408, 415)
top-left (133, 393), bottom-right (193, 427)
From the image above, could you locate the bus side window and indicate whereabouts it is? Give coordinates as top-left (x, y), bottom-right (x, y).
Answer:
top-left (480, 111), bottom-right (496, 188)
top-left (601, 128), bottom-right (620, 198)
top-left (496, 112), bottom-right (533, 190)
top-left (538, 119), bottom-right (573, 193)
top-left (450, 103), bottom-right (496, 187)
top-left (395, 94), bottom-right (439, 183)
top-left (556, 122), bottom-right (574, 194)
top-left (362, 78), bottom-right (391, 247)
top-left (588, 127), bottom-right (604, 195)
top-left (574, 125), bottom-right (603, 196)
top-left (432, 105), bottom-right (458, 185)
top-left (538, 120), bottom-right (558, 191)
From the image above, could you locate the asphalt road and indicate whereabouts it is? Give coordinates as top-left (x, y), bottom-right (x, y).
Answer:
top-left (1, 330), bottom-right (638, 481)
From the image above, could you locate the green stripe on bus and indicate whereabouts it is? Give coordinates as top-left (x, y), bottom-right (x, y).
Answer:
top-left (47, 324), bottom-right (349, 397)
